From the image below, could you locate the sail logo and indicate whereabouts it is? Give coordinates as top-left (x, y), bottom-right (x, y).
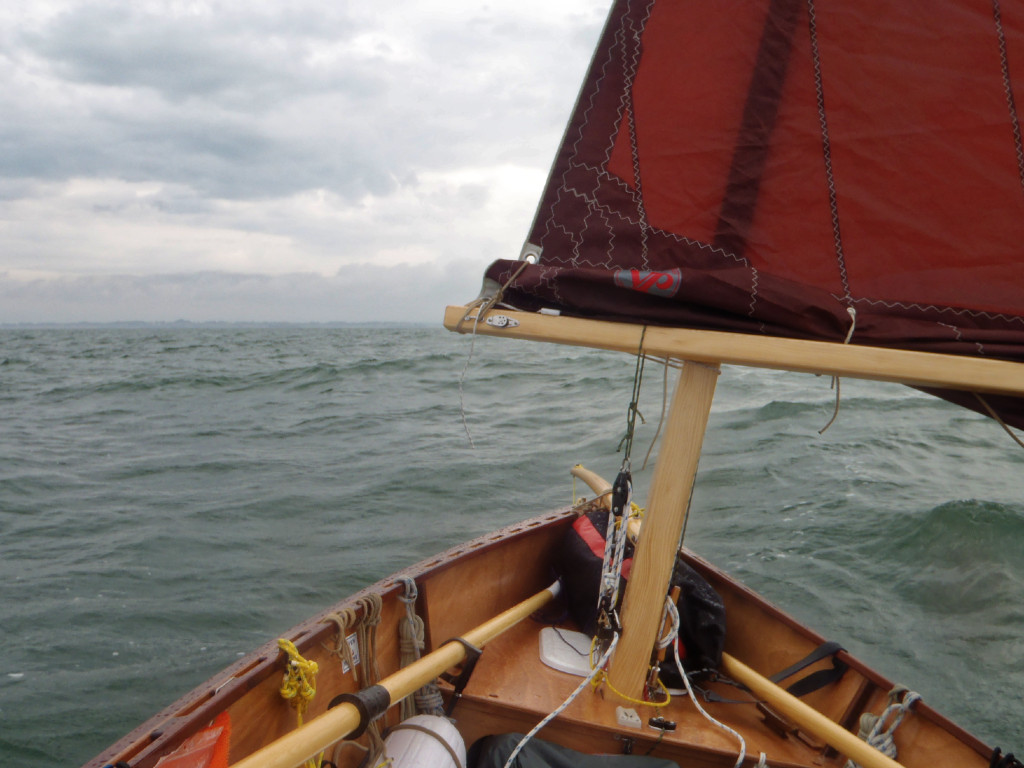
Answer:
top-left (613, 268), bottom-right (682, 298)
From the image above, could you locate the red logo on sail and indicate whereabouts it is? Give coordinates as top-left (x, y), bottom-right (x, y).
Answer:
top-left (613, 269), bottom-right (682, 298)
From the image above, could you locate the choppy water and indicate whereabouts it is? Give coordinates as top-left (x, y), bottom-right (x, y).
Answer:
top-left (0, 325), bottom-right (1021, 766)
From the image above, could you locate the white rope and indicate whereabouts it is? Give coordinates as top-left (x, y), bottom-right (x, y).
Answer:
top-left (843, 687), bottom-right (921, 768)
top-left (456, 304), bottom-right (486, 449)
top-left (500, 634), bottom-right (620, 768)
top-left (396, 576), bottom-right (445, 718)
top-left (671, 608), bottom-right (751, 768)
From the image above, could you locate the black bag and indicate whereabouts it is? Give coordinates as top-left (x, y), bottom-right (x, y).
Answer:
top-left (554, 507), bottom-right (726, 680)
top-left (469, 733), bottom-right (680, 768)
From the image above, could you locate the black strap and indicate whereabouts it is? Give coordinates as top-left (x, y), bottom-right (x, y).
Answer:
top-left (439, 637), bottom-right (483, 716)
top-left (695, 641), bottom-right (847, 704)
top-left (769, 640), bottom-right (848, 697)
top-left (327, 684), bottom-right (391, 738)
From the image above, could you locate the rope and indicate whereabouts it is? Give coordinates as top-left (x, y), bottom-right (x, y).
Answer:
top-left (455, 259), bottom-right (533, 448)
top-left (277, 638), bottom-right (322, 768)
top-left (668, 600), bottom-right (757, 768)
top-left (843, 686), bottom-right (921, 768)
top-left (617, 328), bottom-right (648, 459)
top-left (820, 307), bottom-right (857, 435)
top-left (325, 594), bottom-right (386, 766)
top-left (278, 638), bottom-right (319, 722)
top-left (396, 576), bottom-right (446, 718)
top-left (500, 634), bottom-right (620, 768)
top-left (974, 393), bottom-right (1024, 450)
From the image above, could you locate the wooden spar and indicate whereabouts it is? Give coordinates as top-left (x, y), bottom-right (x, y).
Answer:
top-left (720, 653), bottom-right (906, 768)
top-left (230, 583), bottom-right (559, 768)
top-left (443, 305), bottom-right (1024, 396)
top-left (606, 361), bottom-right (719, 699)
top-left (570, 465), bottom-right (643, 541)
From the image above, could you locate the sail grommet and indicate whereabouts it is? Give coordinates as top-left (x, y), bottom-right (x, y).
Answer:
top-left (328, 684), bottom-right (391, 738)
top-left (519, 242), bottom-right (542, 263)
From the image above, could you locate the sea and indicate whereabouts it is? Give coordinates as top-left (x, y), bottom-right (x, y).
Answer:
top-left (0, 324), bottom-right (1021, 766)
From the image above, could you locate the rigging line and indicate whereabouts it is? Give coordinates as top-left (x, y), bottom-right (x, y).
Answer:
top-left (618, 326), bottom-right (648, 465)
top-left (456, 260), bottom-right (534, 449)
top-left (973, 393), bottom-right (1024, 450)
top-left (819, 307), bottom-right (857, 435)
top-left (457, 308), bottom-right (484, 449)
top-left (641, 356), bottom-right (671, 471)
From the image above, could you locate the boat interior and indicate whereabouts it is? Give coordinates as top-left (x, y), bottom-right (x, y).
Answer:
top-left (89, 503), bottom-right (992, 768)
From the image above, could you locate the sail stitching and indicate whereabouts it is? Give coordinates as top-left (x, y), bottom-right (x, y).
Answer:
top-left (806, 0), bottom-right (852, 304)
top-left (938, 322), bottom-right (986, 356)
top-left (620, 3), bottom-right (654, 269)
top-left (540, 0), bottom-right (622, 258)
top-left (992, 0), bottom-right (1024, 194)
top-left (572, 162), bottom-right (751, 265)
top-left (841, 294), bottom-right (1024, 326)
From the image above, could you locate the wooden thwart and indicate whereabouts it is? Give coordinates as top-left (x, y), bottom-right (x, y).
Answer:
top-left (230, 584), bottom-right (559, 768)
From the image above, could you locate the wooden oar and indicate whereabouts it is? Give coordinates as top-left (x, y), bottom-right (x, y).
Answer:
top-left (230, 582), bottom-right (560, 768)
top-left (721, 653), bottom-right (906, 768)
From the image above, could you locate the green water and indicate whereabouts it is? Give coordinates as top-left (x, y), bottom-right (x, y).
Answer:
top-left (0, 326), bottom-right (1020, 765)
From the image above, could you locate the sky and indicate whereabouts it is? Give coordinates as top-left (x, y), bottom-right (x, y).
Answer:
top-left (0, 0), bottom-right (610, 324)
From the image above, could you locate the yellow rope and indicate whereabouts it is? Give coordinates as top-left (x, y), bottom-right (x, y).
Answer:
top-left (277, 638), bottom-right (321, 768)
top-left (278, 638), bottom-right (319, 723)
top-left (587, 636), bottom-right (670, 708)
top-left (591, 667), bottom-right (671, 708)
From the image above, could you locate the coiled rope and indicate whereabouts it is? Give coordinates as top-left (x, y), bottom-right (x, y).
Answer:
top-left (324, 594), bottom-right (386, 767)
top-left (277, 638), bottom-right (322, 768)
top-left (843, 686), bottom-right (921, 768)
top-left (396, 576), bottom-right (446, 718)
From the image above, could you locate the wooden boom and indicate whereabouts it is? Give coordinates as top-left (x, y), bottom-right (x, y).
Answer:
top-left (444, 305), bottom-right (1024, 396)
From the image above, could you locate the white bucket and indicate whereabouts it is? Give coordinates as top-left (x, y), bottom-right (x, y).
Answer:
top-left (384, 714), bottom-right (466, 768)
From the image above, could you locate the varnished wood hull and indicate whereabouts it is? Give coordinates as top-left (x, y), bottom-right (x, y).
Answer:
top-left (84, 507), bottom-right (992, 768)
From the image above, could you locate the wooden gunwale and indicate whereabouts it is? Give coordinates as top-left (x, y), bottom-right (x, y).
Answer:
top-left (82, 509), bottom-right (574, 768)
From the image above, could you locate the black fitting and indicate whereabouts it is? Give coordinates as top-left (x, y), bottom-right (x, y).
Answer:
top-left (327, 684), bottom-right (391, 738)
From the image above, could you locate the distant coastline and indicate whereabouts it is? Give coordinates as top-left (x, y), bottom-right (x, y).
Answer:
top-left (0, 320), bottom-right (433, 330)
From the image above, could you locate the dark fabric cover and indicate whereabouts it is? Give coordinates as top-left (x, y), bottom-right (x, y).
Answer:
top-left (469, 733), bottom-right (679, 768)
top-left (554, 507), bottom-right (726, 676)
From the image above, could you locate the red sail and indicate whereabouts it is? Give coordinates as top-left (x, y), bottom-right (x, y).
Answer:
top-left (484, 0), bottom-right (1024, 427)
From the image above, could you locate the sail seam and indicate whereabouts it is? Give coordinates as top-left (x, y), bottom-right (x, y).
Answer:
top-left (540, 0), bottom-right (617, 253)
top-left (620, 1), bottom-right (655, 269)
top-left (806, 0), bottom-right (852, 304)
top-left (992, 0), bottom-right (1024, 194)
top-left (841, 295), bottom-right (1024, 327)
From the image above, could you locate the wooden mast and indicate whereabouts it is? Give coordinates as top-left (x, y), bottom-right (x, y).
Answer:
top-left (605, 359), bottom-right (719, 699)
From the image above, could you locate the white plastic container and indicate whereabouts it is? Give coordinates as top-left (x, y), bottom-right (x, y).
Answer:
top-left (383, 714), bottom-right (466, 768)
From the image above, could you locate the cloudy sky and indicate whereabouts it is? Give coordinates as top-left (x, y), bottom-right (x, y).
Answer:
top-left (0, 0), bottom-right (609, 323)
